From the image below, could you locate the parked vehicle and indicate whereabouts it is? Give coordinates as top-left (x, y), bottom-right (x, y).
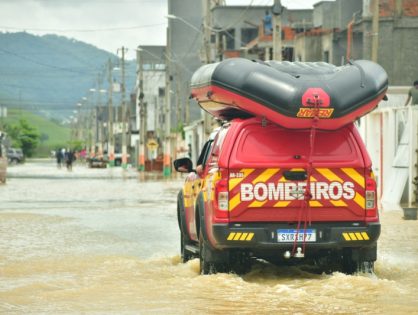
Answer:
top-left (0, 143), bottom-right (7, 183)
top-left (174, 58), bottom-right (388, 275)
top-left (87, 156), bottom-right (107, 168)
top-left (7, 148), bottom-right (24, 164)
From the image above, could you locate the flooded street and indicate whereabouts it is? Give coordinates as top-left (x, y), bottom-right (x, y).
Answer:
top-left (1, 160), bottom-right (418, 314)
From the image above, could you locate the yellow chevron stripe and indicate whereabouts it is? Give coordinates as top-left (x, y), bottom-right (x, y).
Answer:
top-left (229, 168), bottom-right (255, 190)
top-left (330, 200), bottom-right (348, 207)
top-left (233, 233), bottom-right (242, 241)
top-left (355, 232), bottom-right (364, 240)
top-left (249, 200), bottom-right (267, 208)
top-left (349, 232), bottom-right (357, 240)
top-left (227, 232), bottom-right (255, 241)
top-left (353, 193), bottom-right (365, 209)
top-left (317, 168), bottom-right (344, 183)
top-left (252, 168), bottom-right (280, 184)
top-left (361, 232), bottom-right (370, 240)
top-left (341, 168), bottom-right (365, 188)
top-left (309, 201), bottom-right (323, 207)
top-left (246, 233), bottom-right (254, 241)
top-left (240, 233), bottom-right (248, 241)
top-left (342, 233), bottom-right (351, 241)
top-left (274, 201), bottom-right (291, 207)
top-left (229, 193), bottom-right (241, 211)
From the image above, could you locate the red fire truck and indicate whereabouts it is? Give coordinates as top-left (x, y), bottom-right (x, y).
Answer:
top-left (174, 58), bottom-right (388, 275)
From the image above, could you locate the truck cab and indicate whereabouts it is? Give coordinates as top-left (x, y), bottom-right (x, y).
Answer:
top-left (174, 117), bottom-right (380, 274)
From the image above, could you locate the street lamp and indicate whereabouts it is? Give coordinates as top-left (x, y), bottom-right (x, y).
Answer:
top-left (165, 14), bottom-right (202, 34)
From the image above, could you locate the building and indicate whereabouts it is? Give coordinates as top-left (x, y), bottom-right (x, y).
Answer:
top-left (294, 0), bottom-right (418, 85)
top-left (133, 46), bottom-right (166, 170)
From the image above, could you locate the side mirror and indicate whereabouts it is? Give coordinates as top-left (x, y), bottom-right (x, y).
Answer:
top-left (173, 157), bottom-right (194, 173)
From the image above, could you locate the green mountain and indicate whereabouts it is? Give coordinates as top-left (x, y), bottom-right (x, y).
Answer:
top-left (0, 32), bottom-right (135, 121)
top-left (2, 108), bottom-right (70, 156)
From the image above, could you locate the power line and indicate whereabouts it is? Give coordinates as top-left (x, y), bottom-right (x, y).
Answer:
top-left (0, 48), bottom-right (98, 75)
top-left (0, 23), bottom-right (166, 33)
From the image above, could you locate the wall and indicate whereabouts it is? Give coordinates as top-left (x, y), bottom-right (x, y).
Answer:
top-left (362, 17), bottom-right (418, 85)
top-left (168, 0), bottom-right (203, 123)
top-left (313, 1), bottom-right (336, 29)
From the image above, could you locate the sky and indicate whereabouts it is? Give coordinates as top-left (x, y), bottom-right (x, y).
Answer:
top-left (0, 0), bottom-right (322, 60)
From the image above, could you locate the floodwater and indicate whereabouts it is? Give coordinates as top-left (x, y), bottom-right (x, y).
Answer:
top-left (1, 160), bottom-right (418, 314)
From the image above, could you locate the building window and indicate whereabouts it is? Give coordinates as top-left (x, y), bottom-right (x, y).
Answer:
top-left (323, 51), bottom-right (329, 63)
top-left (221, 29), bottom-right (235, 50)
top-left (241, 28), bottom-right (258, 45)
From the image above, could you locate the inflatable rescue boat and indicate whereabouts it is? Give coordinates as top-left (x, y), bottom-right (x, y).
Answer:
top-left (190, 58), bottom-right (388, 130)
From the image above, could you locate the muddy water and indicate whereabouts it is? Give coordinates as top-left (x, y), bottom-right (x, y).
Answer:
top-left (1, 160), bottom-right (418, 314)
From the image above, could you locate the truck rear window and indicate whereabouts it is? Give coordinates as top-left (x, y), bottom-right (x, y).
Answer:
top-left (233, 123), bottom-right (360, 164)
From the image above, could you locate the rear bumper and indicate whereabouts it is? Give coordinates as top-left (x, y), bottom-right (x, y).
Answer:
top-left (211, 221), bottom-right (380, 252)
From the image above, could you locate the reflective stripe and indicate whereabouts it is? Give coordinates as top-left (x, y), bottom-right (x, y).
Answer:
top-left (349, 232), bottom-right (357, 240)
top-left (353, 193), bottom-right (365, 209)
top-left (252, 168), bottom-right (280, 184)
top-left (341, 168), bottom-right (365, 189)
top-left (317, 168), bottom-right (344, 183)
top-left (342, 233), bottom-right (351, 241)
top-left (240, 233), bottom-right (248, 241)
top-left (330, 200), bottom-right (348, 207)
top-left (229, 168), bottom-right (255, 190)
top-left (361, 232), bottom-right (370, 240)
top-left (355, 232), bottom-right (364, 240)
top-left (233, 233), bottom-right (242, 241)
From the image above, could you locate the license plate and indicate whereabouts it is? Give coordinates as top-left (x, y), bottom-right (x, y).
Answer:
top-left (277, 229), bottom-right (316, 242)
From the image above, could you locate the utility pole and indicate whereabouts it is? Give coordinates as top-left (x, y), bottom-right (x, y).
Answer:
top-left (107, 58), bottom-right (115, 167)
top-left (138, 49), bottom-right (146, 171)
top-left (163, 30), bottom-right (172, 177)
top-left (272, 0), bottom-right (282, 61)
top-left (97, 75), bottom-right (104, 157)
top-left (371, 0), bottom-right (379, 62)
top-left (202, 0), bottom-right (213, 136)
top-left (118, 47), bottom-right (128, 169)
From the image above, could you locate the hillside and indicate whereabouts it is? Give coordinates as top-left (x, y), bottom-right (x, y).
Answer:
top-left (2, 108), bottom-right (71, 156)
top-left (0, 32), bottom-right (136, 121)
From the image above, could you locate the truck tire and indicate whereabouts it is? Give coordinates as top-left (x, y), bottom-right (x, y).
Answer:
top-left (181, 234), bottom-right (193, 263)
top-left (342, 248), bottom-right (375, 274)
top-left (199, 230), bottom-right (214, 274)
top-left (177, 191), bottom-right (194, 263)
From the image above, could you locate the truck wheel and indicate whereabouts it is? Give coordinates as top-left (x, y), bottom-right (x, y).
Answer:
top-left (229, 251), bottom-right (251, 275)
top-left (181, 234), bottom-right (193, 263)
top-left (342, 248), bottom-right (375, 274)
top-left (199, 230), bottom-right (213, 274)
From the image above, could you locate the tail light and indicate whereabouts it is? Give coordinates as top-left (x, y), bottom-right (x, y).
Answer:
top-left (365, 171), bottom-right (378, 220)
top-left (214, 169), bottom-right (229, 223)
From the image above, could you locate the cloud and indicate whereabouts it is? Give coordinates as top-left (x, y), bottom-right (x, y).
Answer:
top-left (0, 0), bottom-right (167, 59)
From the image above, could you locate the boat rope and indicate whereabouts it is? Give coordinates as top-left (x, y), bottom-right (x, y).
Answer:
top-left (292, 94), bottom-right (320, 257)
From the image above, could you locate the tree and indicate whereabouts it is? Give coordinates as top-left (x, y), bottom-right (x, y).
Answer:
top-left (5, 119), bottom-right (40, 157)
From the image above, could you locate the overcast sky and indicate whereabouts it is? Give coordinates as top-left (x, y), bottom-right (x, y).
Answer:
top-left (0, 0), bottom-right (321, 60)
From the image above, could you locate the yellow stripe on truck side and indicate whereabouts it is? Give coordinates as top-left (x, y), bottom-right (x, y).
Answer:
top-left (229, 168), bottom-right (255, 190)
top-left (229, 194), bottom-right (241, 211)
top-left (353, 193), bottom-right (365, 209)
top-left (341, 168), bottom-right (365, 189)
top-left (252, 168), bottom-right (280, 184)
top-left (317, 168), bottom-right (344, 183)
